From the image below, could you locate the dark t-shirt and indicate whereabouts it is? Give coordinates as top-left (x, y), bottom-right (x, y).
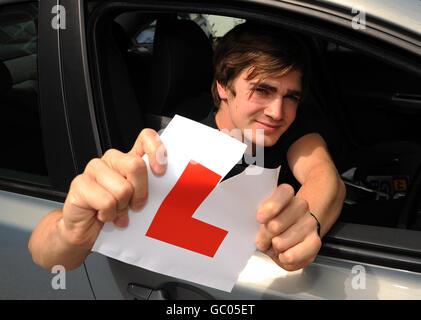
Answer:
top-left (200, 98), bottom-right (318, 181)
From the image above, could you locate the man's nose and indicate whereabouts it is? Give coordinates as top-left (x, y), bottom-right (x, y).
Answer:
top-left (264, 97), bottom-right (283, 121)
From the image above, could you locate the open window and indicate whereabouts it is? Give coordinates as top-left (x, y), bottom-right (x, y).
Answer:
top-left (325, 43), bottom-right (421, 231)
top-left (86, 1), bottom-right (421, 280)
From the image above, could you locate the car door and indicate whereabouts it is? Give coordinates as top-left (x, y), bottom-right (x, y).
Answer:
top-left (66, 0), bottom-right (421, 300)
top-left (0, 0), bottom-right (94, 299)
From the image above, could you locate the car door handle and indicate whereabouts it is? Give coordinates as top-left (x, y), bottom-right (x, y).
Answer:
top-left (128, 282), bottom-right (214, 300)
top-left (127, 283), bottom-right (169, 300)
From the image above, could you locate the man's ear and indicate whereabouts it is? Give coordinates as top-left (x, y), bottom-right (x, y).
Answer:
top-left (216, 81), bottom-right (228, 101)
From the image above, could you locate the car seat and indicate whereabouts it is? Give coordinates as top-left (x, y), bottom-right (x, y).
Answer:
top-left (97, 21), bottom-right (146, 152)
top-left (144, 17), bottom-right (214, 121)
top-left (112, 21), bottom-right (153, 107)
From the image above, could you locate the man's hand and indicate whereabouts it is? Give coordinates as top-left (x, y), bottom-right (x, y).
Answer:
top-left (255, 183), bottom-right (322, 271)
top-left (28, 128), bottom-right (168, 271)
top-left (60, 128), bottom-right (167, 249)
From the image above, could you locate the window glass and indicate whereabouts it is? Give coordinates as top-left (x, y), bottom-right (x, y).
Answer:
top-left (98, 9), bottom-right (421, 232)
top-left (201, 14), bottom-right (245, 37)
top-left (324, 43), bottom-right (421, 231)
top-left (135, 14), bottom-right (245, 45)
top-left (136, 20), bottom-right (155, 44)
top-left (0, 3), bottom-right (50, 187)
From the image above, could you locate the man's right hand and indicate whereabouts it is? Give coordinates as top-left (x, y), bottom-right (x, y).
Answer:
top-left (59, 128), bottom-right (167, 250)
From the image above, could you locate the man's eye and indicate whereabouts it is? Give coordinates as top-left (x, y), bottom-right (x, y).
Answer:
top-left (285, 95), bottom-right (300, 102)
top-left (255, 87), bottom-right (268, 95)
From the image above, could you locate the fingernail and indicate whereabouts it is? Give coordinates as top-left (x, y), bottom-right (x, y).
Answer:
top-left (153, 163), bottom-right (166, 175)
top-left (257, 212), bottom-right (265, 223)
top-left (156, 149), bottom-right (168, 166)
top-left (115, 216), bottom-right (129, 228)
top-left (131, 204), bottom-right (142, 212)
top-left (256, 242), bottom-right (265, 251)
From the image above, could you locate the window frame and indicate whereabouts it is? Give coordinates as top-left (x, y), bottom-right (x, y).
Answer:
top-left (38, 0), bottom-right (101, 201)
top-left (0, 0), bottom-right (68, 202)
top-left (86, 0), bottom-right (421, 274)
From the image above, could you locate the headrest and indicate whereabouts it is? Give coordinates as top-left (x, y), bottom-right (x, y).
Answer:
top-left (0, 60), bottom-right (12, 94)
top-left (145, 18), bottom-right (214, 115)
top-left (111, 21), bottom-right (130, 54)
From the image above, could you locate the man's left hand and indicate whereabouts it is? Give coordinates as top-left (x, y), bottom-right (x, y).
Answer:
top-left (255, 183), bottom-right (322, 271)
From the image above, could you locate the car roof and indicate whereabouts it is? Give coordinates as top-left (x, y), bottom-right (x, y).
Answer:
top-left (1, 0), bottom-right (420, 39)
top-left (301, 0), bottom-right (421, 37)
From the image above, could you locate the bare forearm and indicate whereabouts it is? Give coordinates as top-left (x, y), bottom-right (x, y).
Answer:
top-left (296, 162), bottom-right (346, 237)
top-left (28, 209), bottom-right (91, 271)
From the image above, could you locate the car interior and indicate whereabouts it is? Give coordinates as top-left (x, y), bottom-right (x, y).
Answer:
top-left (88, 8), bottom-right (421, 235)
top-left (0, 4), bottom-right (48, 181)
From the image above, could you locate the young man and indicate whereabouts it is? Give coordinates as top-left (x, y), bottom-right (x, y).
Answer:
top-left (204, 23), bottom-right (345, 270)
top-left (28, 23), bottom-right (345, 272)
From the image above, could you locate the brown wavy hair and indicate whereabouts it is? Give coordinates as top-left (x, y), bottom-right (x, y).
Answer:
top-left (211, 22), bottom-right (310, 107)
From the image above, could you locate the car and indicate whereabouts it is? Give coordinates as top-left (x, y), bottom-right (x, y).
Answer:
top-left (1, 0), bottom-right (421, 300)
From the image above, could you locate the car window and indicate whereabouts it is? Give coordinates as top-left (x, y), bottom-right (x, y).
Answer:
top-left (134, 14), bottom-right (245, 45)
top-left (320, 43), bottom-right (421, 232)
top-left (91, 8), bottom-right (421, 237)
top-left (136, 20), bottom-right (156, 44)
top-left (0, 2), bottom-right (50, 187)
top-left (84, 2), bottom-right (421, 300)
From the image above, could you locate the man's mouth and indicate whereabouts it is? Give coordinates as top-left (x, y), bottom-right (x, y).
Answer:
top-left (255, 120), bottom-right (282, 132)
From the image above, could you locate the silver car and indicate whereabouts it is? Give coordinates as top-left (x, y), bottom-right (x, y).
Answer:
top-left (0, 0), bottom-right (420, 300)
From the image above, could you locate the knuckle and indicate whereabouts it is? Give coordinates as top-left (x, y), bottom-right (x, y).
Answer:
top-left (140, 128), bottom-right (157, 141)
top-left (267, 220), bottom-right (282, 235)
top-left (103, 148), bottom-right (119, 159)
top-left (68, 175), bottom-right (89, 201)
top-left (114, 182), bottom-right (133, 202)
top-left (126, 156), bottom-right (146, 174)
top-left (295, 197), bottom-right (309, 213)
top-left (140, 128), bottom-right (153, 136)
top-left (86, 157), bottom-right (103, 172)
top-left (263, 201), bottom-right (278, 215)
top-left (279, 183), bottom-right (294, 197)
top-left (97, 212), bottom-right (111, 223)
top-left (66, 192), bottom-right (80, 209)
top-left (70, 174), bottom-right (84, 188)
top-left (102, 194), bottom-right (117, 212)
top-left (140, 129), bottom-right (162, 153)
top-left (283, 251), bottom-right (295, 265)
top-left (271, 237), bottom-right (283, 252)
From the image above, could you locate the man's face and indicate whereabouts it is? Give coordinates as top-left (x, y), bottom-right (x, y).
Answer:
top-left (215, 67), bottom-right (302, 147)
